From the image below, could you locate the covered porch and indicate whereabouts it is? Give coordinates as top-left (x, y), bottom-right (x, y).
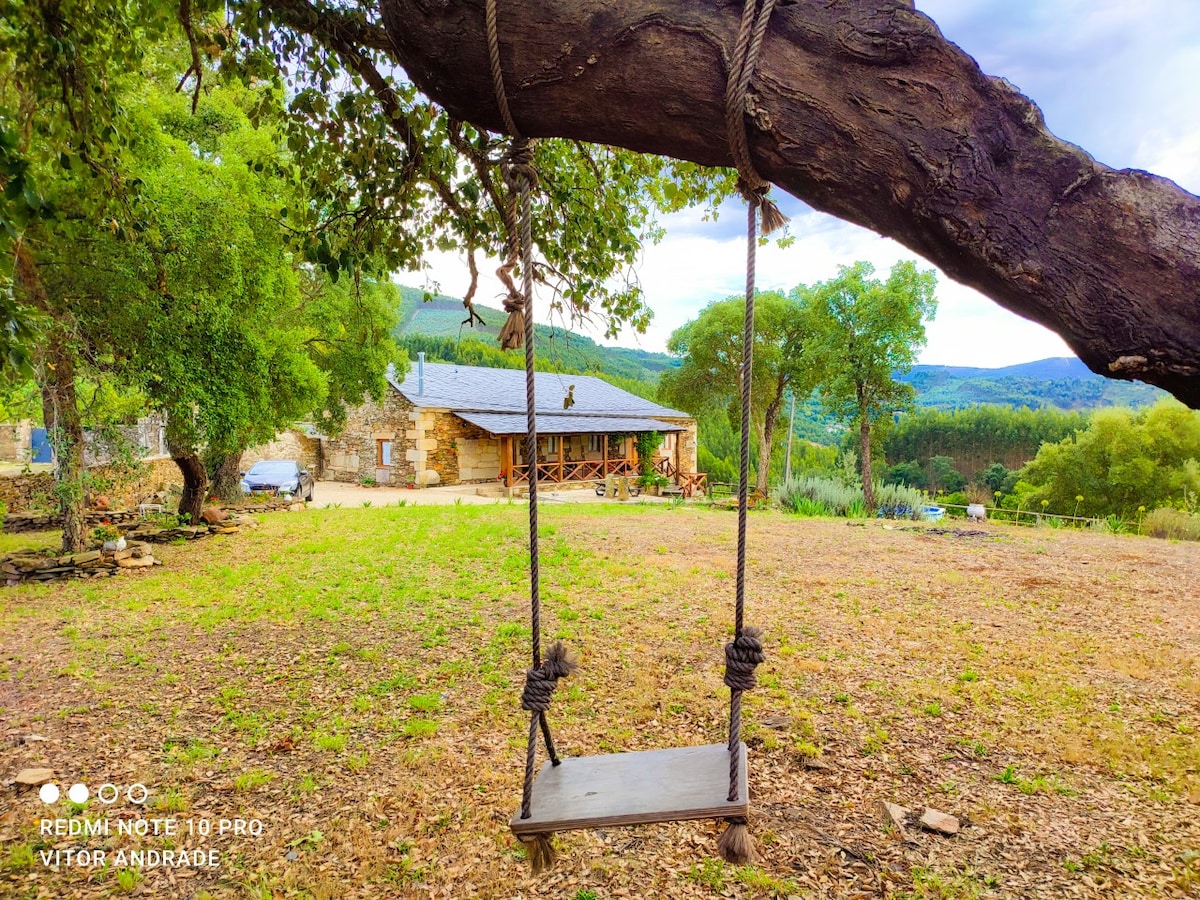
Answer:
top-left (454, 413), bottom-right (686, 489)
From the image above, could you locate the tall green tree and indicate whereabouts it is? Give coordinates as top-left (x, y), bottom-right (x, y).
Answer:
top-left (659, 292), bottom-right (811, 495)
top-left (9, 55), bottom-right (400, 537)
top-left (799, 261), bottom-right (937, 509)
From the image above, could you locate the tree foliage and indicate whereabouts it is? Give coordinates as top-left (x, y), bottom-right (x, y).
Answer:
top-left (798, 261), bottom-right (937, 507)
top-left (1009, 401), bottom-right (1200, 518)
top-left (659, 292), bottom-right (811, 495)
top-left (880, 404), bottom-right (1089, 486)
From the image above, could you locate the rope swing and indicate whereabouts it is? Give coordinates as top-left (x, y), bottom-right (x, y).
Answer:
top-left (486, 0), bottom-right (782, 874)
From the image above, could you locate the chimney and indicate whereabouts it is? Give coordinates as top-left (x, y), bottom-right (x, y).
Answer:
top-left (417, 351), bottom-right (424, 396)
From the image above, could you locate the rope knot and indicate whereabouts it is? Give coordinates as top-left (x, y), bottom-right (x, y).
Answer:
top-left (497, 136), bottom-right (537, 350)
top-left (736, 179), bottom-right (788, 237)
top-left (502, 139), bottom-right (538, 192)
top-left (723, 626), bottom-right (765, 691)
top-left (521, 640), bottom-right (578, 711)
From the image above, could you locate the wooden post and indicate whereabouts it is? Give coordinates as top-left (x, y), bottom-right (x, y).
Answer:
top-left (558, 434), bottom-right (564, 483)
top-left (602, 433), bottom-right (609, 478)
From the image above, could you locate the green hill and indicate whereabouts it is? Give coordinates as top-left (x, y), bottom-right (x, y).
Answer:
top-left (394, 285), bottom-right (679, 391)
top-left (899, 360), bottom-right (1166, 410)
top-left (396, 286), bottom-right (1168, 448)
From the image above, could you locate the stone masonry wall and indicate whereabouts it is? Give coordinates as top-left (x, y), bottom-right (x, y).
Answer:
top-left (243, 430), bottom-right (320, 474)
top-left (320, 389), bottom-right (416, 485)
top-left (0, 421), bottom-right (32, 464)
top-left (425, 412), bottom-right (496, 485)
top-left (655, 417), bottom-right (699, 474)
top-left (0, 457), bottom-right (182, 514)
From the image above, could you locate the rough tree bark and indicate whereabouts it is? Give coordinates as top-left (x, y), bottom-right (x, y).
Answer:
top-left (206, 451), bottom-right (244, 505)
top-left (13, 244), bottom-right (87, 553)
top-left (380, 0), bottom-right (1200, 407)
top-left (858, 410), bottom-right (875, 511)
top-left (40, 329), bottom-right (88, 554)
top-left (756, 379), bottom-right (787, 498)
top-left (166, 429), bottom-right (207, 525)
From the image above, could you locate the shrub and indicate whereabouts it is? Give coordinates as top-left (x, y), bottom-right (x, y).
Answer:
top-left (1144, 507), bottom-right (1200, 541)
top-left (774, 474), bottom-right (864, 517)
top-left (637, 473), bottom-right (669, 488)
top-left (874, 482), bottom-right (927, 520)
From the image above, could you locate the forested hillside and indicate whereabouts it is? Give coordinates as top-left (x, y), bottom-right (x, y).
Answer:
top-left (900, 360), bottom-right (1166, 409)
top-left (395, 287), bottom-right (675, 392)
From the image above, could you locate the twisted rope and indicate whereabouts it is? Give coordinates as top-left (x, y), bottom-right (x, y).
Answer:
top-left (486, 0), bottom-right (572, 825)
top-left (723, 0), bottom-right (781, 800)
top-left (485, 0), bottom-right (519, 138)
top-left (521, 641), bottom-right (578, 711)
top-left (497, 140), bottom-right (537, 350)
top-left (724, 627), bottom-right (765, 692)
top-left (725, 0), bottom-right (788, 235)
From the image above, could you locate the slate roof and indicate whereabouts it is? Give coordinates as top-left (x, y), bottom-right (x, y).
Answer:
top-left (455, 412), bottom-right (684, 436)
top-left (388, 362), bottom-right (689, 419)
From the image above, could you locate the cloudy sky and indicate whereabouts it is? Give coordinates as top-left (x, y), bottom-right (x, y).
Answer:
top-left (423, 1), bottom-right (1200, 368)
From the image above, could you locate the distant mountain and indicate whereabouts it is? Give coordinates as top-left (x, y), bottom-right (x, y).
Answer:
top-left (394, 285), bottom-right (679, 387)
top-left (900, 358), bottom-right (1167, 410)
top-left (397, 286), bottom-right (1167, 415)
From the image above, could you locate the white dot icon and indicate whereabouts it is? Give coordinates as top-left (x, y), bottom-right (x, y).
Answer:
top-left (39, 783), bottom-right (60, 804)
top-left (68, 783), bottom-right (90, 804)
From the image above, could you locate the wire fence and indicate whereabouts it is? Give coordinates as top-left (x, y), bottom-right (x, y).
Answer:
top-left (939, 502), bottom-right (1107, 529)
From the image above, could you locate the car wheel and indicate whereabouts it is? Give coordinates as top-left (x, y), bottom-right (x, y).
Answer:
top-left (306, 486), bottom-right (314, 502)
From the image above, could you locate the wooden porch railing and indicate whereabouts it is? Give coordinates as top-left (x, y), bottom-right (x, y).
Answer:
top-left (653, 456), bottom-right (678, 479)
top-left (678, 471), bottom-right (708, 497)
top-left (507, 456), bottom-right (639, 485)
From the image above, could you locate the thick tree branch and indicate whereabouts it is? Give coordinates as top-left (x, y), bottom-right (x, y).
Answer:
top-left (380, 0), bottom-right (1200, 407)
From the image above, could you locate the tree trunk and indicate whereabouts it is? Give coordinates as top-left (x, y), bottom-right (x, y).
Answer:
top-left (166, 426), bottom-right (208, 524)
top-left (756, 379), bottom-right (788, 497)
top-left (206, 452), bottom-right (244, 505)
top-left (173, 454), bottom-right (207, 525)
top-left (859, 414), bottom-right (875, 511)
top-left (15, 244), bottom-right (88, 553)
top-left (40, 329), bottom-right (88, 554)
top-left (381, 0), bottom-right (1200, 407)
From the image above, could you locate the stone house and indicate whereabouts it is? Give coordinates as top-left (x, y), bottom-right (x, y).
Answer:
top-left (320, 360), bottom-right (699, 490)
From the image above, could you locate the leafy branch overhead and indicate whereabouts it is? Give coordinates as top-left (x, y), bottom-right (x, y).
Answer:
top-left (6, 0), bottom-right (1200, 408)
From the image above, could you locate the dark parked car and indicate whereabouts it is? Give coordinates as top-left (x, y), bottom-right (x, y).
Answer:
top-left (240, 460), bottom-right (314, 501)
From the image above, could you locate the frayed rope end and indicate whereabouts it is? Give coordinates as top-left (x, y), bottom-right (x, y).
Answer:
top-left (544, 639), bottom-right (579, 678)
top-left (758, 195), bottom-right (788, 236)
top-left (519, 832), bottom-right (556, 874)
top-left (498, 306), bottom-right (525, 350)
top-left (716, 818), bottom-right (758, 865)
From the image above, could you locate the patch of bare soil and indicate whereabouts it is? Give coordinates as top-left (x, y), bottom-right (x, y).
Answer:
top-left (1, 508), bottom-right (1197, 899)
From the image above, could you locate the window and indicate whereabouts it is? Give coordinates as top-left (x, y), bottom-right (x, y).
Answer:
top-left (543, 435), bottom-right (559, 454)
top-left (587, 434), bottom-right (603, 454)
top-left (377, 440), bottom-right (393, 467)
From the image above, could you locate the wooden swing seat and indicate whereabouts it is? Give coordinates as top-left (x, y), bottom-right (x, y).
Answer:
top-left (510, 743), bottom-right (748, 835)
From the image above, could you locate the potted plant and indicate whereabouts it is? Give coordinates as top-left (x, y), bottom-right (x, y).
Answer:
top-left (93, 522), bottom-right (125, 552)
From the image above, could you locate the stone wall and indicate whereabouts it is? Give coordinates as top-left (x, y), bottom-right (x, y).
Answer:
top-left (655, 417), bottom-right (699, 474)
top-left (0, 457), bottom-right (183, 514)
top-left (0, 421), bottom-right (32, 464)
top-left (243, 430), bottom-right (321, 474)
top-left (320, 389), bottom-right (416, 485)
top-left (456, 435), bottom-right (502, 483)
top-left (424, 412), bottom-right (495, 485)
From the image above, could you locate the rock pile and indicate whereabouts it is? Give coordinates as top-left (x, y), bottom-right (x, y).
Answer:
top-left (1, 514), bottom-right (259, 585)
top-left (124, 513), bottom-right (258, 543)
top-left (2, 540), bottom-right (159, 585)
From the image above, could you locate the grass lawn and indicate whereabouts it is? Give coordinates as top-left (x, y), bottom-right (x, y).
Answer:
top-left (1, 503), bottom-right (1198, 899)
